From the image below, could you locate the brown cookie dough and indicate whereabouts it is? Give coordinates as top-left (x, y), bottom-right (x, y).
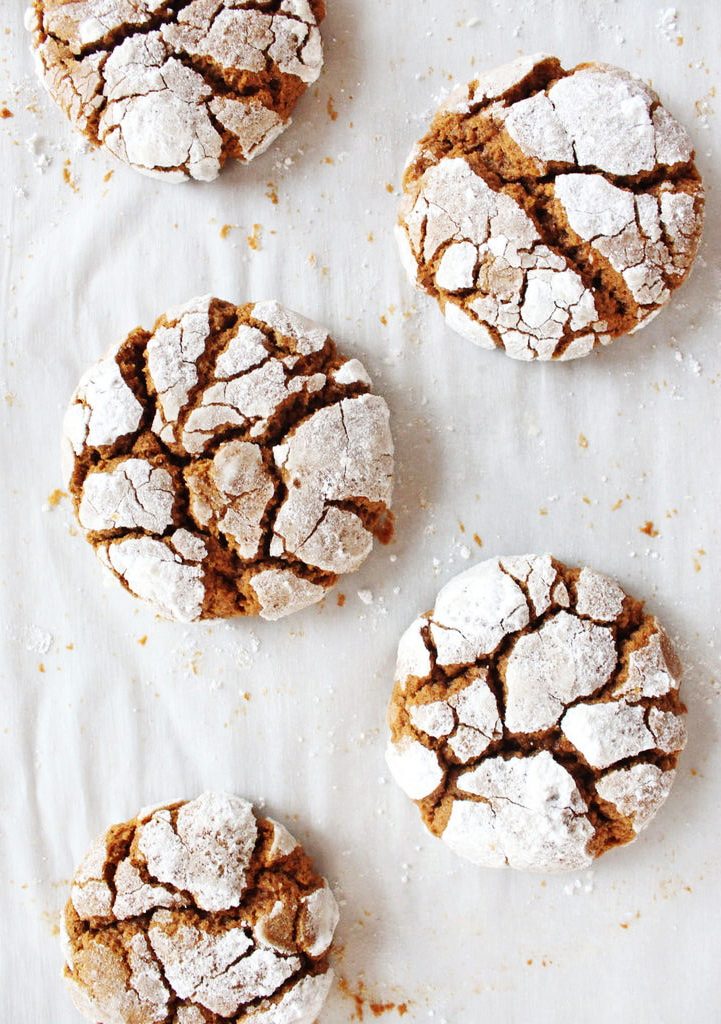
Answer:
top-left (62, 296), bottom-right (394, 622)
top-left (62, 792), bottom-right (339, 1024)
top-left (396, 54), bottom-right (704, 360)
top-left (386, 555), bottom-right (687, 871)
top-left (25, 0), bottom-right (325, 181)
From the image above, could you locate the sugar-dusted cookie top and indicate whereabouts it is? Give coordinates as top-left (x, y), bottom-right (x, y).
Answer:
top-left (26, 0), bottom-right (325, 181)
top-left (62, 792), bottom-right (339, 1024)
top-left (386, 555), bottom-right (687, 871)
top-left (396, 55), bottom-right (704, 361)
top-left (63, 296), bottom-right (394, 621)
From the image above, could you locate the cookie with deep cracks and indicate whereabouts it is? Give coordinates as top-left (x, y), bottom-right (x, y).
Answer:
top-left (386, 555), bottom-right (687, 871)
top-left (26, 0), bottom-right (325, 181)
top-left (62, 296), bottom-right (394, 622)
top-left (396, 54), bottom-right (704, 361)
top-left (62, 792), bottom-right (340, 1024)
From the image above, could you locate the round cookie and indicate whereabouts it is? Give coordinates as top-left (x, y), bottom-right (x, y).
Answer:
top-left (26, 0), bottom-right (325, 182)
top-left (62, 296), bottom-right (394, 622)
top-left (396, 54), bottom-right (704, 361)
top-left (62, 792), bottom-right (340, 1024)
top-left (386, 555), bottom-right (687, 871)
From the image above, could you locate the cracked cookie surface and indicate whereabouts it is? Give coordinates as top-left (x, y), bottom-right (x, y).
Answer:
top-left (26, 0), bottom-right (325, 181)
top-left (62, 792), bottom-right (339, 1024)
top-left (62, 295), bottom-right (394, 622)
top-left (396, 54), bottom-right (704, 360)
top-left (386, 555), bottom-right (687, 871)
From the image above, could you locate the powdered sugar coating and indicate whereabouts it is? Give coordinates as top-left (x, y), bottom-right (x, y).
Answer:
top-left (27, 0), bottom-right (325, 181)
top-left (63, 296), bottom-right (394, 622)
top-left (397, 55), bottom-right (704, 360)
top-left (63, 793), bottom-right (339, 1024)
top-left (387, 555), bottom-right (687, 871)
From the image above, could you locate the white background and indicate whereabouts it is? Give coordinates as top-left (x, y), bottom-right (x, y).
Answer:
top-left (1, 1), bottom-right (720, 1021)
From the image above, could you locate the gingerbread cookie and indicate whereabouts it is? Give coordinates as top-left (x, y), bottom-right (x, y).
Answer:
top-left (386, 555), bottom-right (687, 871)
top-left (62, 792), bottom-right (339, 1024)
top-left (26, 0), bottom-right (325, 181)
top-left (396, 54), bottom-right (704, 360)
top-left (62, 296), bottom-right (394, 621)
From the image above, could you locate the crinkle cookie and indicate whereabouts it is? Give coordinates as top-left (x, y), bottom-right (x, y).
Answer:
top-left (396, 54), bottom-right (704, 361)
top-left (62, 296), bottom-right (394, 622)
top-left (26, 0), bottom-right (325, 182)
top-left (386, 555), bottom-right (687, 871)
top-left (62, 792), bottom-right (339, 1024)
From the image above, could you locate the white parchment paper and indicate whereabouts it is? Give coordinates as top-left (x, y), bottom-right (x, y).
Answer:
top-left (1, 1), bottom-right (720, 1021)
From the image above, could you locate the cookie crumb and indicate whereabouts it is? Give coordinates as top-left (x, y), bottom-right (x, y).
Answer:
top-left (247, 223), bottom-right (262, 250)
top-left (46, 489), bottom-right (67, 508)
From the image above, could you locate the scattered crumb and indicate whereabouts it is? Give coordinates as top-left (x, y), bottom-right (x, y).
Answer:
top-left (247, 223), bottom-right (262, 250)
top-left (639, 521), bottom-right (659, 538)
top-left (62, 159), bottom-right (79, 193)
top-left (46, 488), bottom-right (67, 508)
top-left (338, 978), bottom-right (409, 1021)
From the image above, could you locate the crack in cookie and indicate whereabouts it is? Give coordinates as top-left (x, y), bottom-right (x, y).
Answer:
top-left (26, 0), bottom-right (326, 181)
top-left (396, 54), bottom-right (704, 360)
top-left (386, 555), bottom-right (687, 871)
top-left (63, 296), bottom-right (394, 622)
top-left (62, 792), bottom-right (339, 1024)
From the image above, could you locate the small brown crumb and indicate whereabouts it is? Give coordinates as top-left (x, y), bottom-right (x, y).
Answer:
top-left (337, 593), bottom-right (346, 607)
top-left (578, 432), bottom-right (589, 449)
top-left (639, 520), bottom-right (659, 537)
top-left (137, 635), bottom-right (148, 646)
top-left (326, 95), bottom-right (338, 121)
top-left (62, 159), bottom-right (79, 193)
top-left (247, 223), bottom-right (262, 250)
top-left (0, 107), bottom-right (13, 119)
top-left (46, 488), bottom-right (67, 508)
top-left (265, 181), bottom-right (278, 204)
